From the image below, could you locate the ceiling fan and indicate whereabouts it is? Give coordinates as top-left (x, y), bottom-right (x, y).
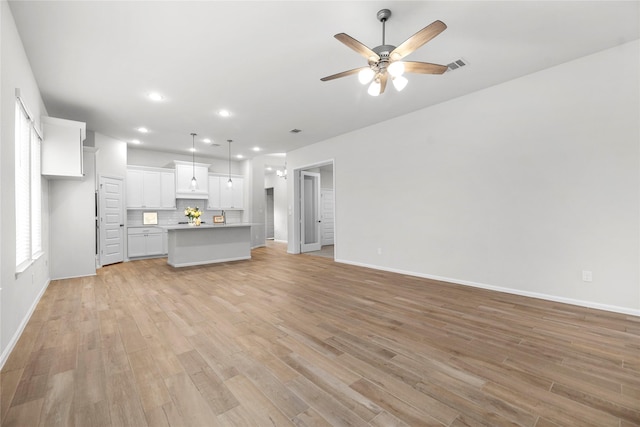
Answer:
top-left (320, 9), bottom-right (448, 96)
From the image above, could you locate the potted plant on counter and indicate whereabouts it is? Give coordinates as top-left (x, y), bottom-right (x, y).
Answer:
top-left (184, 206), bottom-right (202, 226)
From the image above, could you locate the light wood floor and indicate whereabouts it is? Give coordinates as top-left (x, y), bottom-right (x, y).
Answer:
top-left (2, 242), bottom-right (639, 426)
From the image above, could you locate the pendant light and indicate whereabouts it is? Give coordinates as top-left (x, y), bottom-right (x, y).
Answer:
top-left (190, 132), bottom-right (198, 189)
top-left (227, 139), bottom-right (233, 188)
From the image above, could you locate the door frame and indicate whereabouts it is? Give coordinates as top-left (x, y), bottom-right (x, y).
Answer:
top-left (290, 159), bottom-right (335, 255)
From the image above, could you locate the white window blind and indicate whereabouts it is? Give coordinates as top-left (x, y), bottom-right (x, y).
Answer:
top-left (31, 126), bottom-right (42, 256)
top-left (15, 92), bottom-right (44, 273)
top-left (15, 101), bottom-right (31, 270)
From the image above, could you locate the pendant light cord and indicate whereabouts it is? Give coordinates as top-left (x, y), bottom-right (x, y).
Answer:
top-left (190, 133), bottom-right (197, 188)
top-left (227, 140), bottom-right (233, 187)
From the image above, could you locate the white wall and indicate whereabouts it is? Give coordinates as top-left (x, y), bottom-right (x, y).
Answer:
top-left (96, 133), bottom-right (127, 179)
top-left (0, 0), bottom-right (51, 365)
top-left (49, 148), bottom-right (97, 279)
top-left (287, 41), bottom-right (640, 315)
top-left (127, 147), bottom-right (243, 175)
top-left (248, 156), bottom-right (266, 248)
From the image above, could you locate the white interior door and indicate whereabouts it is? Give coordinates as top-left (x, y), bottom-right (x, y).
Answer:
top-left (300, 171), bottom-right (321, 253)
top-left (99, 176), bottom-right (124, 265)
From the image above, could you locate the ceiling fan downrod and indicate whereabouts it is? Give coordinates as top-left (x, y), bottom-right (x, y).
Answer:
top-left (377, 9), bottom-right (391, 45)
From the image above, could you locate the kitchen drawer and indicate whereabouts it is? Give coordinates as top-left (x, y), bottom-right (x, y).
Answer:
top-left (128, 227), bottom-right (163, 235)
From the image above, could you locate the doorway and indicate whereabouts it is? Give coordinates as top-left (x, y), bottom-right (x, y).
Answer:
top-left (265, 187), bottom-right (274, 240)
top-left (293, 161), bottom-right (335, 257)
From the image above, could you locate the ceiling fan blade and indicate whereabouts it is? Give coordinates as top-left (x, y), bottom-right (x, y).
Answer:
top-left (403, 61), bottom-right (448, 75)
top-left (320, 67), bottom-right (367, 82)
top-left (391, 20), bottom-right (447, 59)
top-left (379, 73), bottom-right (388, 95)
top-left (334, 33), bottom-right (380, 61)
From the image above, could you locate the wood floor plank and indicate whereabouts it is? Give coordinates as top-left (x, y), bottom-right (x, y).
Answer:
top-left (2, 397), bottom-right (44, 427)
top-left (1, 242), bottom-right (638, 426)
top-left (0, 368), bottom-right (23, 423)
top-left (164, 372), bottom-right (222, 427)
top-left (105, 371), bottom-right (148, 427)
top-left (128, 349), bottom-right (172, 412)
top-left (224, 373), bottom-right (295, 426)
top-left (38, 370), bottom-right (75, 427)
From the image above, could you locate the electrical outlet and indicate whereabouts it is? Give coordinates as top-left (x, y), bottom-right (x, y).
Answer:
top-left (582, 270), bottom-right (593, 282)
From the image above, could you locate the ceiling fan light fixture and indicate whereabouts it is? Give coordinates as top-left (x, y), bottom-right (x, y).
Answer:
top-left (358, 68), bottom-right (375, 84)
top-left (392, 75), bottom-right (408, 92)
top-left (388, 61), bottom-right (405, 77)
top-left (368, 79), bottom-right (381, 96)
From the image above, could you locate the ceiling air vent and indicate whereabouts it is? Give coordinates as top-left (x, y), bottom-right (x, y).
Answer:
top-left (289, 128), bottom-right (302, 134)
top-left (447, 58), bottom-right (468, 71)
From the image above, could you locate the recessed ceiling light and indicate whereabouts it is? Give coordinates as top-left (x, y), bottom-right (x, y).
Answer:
top-left (203, 138), bottom-right (212, 143)
top-left (218, 109), bottom-right (231, 117)
top-left (189, 147), bottom-right (196, 152)
top-left (266, 167), bottom-right (273, 171)
top-left (131, 139), bottom-right (141, 144)
top-left (148, 92), bottom-right (164, 101)
top-left (137, 127), bottom-right (149, 133)
top-left (236, 154), bottom-right (244, 159)
top-left (252, 147), bottom-right (261, 152)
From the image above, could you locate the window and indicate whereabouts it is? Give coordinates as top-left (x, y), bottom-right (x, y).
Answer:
top-left (15, 96), bottom-right (42, 273)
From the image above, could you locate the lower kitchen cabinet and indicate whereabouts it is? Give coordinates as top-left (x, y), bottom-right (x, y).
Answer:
top-left (127, 227), bottom-right (166, 258)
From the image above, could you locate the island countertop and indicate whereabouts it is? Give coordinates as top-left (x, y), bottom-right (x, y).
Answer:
top-left (160, 223), bottom-right (253, 230)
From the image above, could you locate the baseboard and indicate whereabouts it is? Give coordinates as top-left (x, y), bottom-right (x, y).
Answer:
top-left (0, 279), bottom-right (51, 370)
top-left (335, 258), bottom-right (640, 317)
top-left (50, 272), bottom-right (97, 280)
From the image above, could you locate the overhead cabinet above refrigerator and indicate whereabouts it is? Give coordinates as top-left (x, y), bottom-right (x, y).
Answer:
top-left (41, 116), bottom-right (86, 178)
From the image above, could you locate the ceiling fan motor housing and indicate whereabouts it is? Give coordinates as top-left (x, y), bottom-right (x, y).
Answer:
top-left (372, 44), bottom-right (396, 72)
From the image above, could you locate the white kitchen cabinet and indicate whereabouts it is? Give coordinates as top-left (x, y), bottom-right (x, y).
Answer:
top-left (41, 116), bottom-right (86, 178)
top-left (126, 166), bottom-right (175, 209)
top-left (175, 161), bottom-right (209, 199)
top-left (207, 175), bottom-right (222, 209)
top-left (160, 172), bottom-right (176, 208)
top-left (127, 227), bottom-right (165, 258)
top-left (208, 175), bottom-right (244, 209)
top-left (221, 176), bottom-right (244, 209)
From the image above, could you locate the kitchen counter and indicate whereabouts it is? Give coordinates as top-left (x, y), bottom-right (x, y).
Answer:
top-left (162, 223), bottom-right (251, 230)
top-left (160, 223), bottom-right (252, 267)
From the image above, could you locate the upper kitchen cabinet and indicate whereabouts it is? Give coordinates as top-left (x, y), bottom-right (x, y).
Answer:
top-left (207, 175), bottom-right (244, 210)
top-left (41, 116), bottom-right (86, 178)
top-left (175, 161), bottom-right (209, 199)
top-left (126, 166), bottom-right (175, 209)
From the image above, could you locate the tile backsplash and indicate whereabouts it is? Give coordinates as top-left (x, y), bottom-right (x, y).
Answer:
top-left (127, 199), bottom-right (243, 226)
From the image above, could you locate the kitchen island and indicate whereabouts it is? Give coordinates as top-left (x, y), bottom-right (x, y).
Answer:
top-left (162, 223), bottom-right (252, 267)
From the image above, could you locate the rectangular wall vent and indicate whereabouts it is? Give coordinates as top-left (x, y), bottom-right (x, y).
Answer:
top-left (447, 58), bottom-right (468, 71)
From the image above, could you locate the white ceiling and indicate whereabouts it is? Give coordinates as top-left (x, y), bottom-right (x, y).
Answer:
top-left (8, 1), bottom-right (639, 162)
